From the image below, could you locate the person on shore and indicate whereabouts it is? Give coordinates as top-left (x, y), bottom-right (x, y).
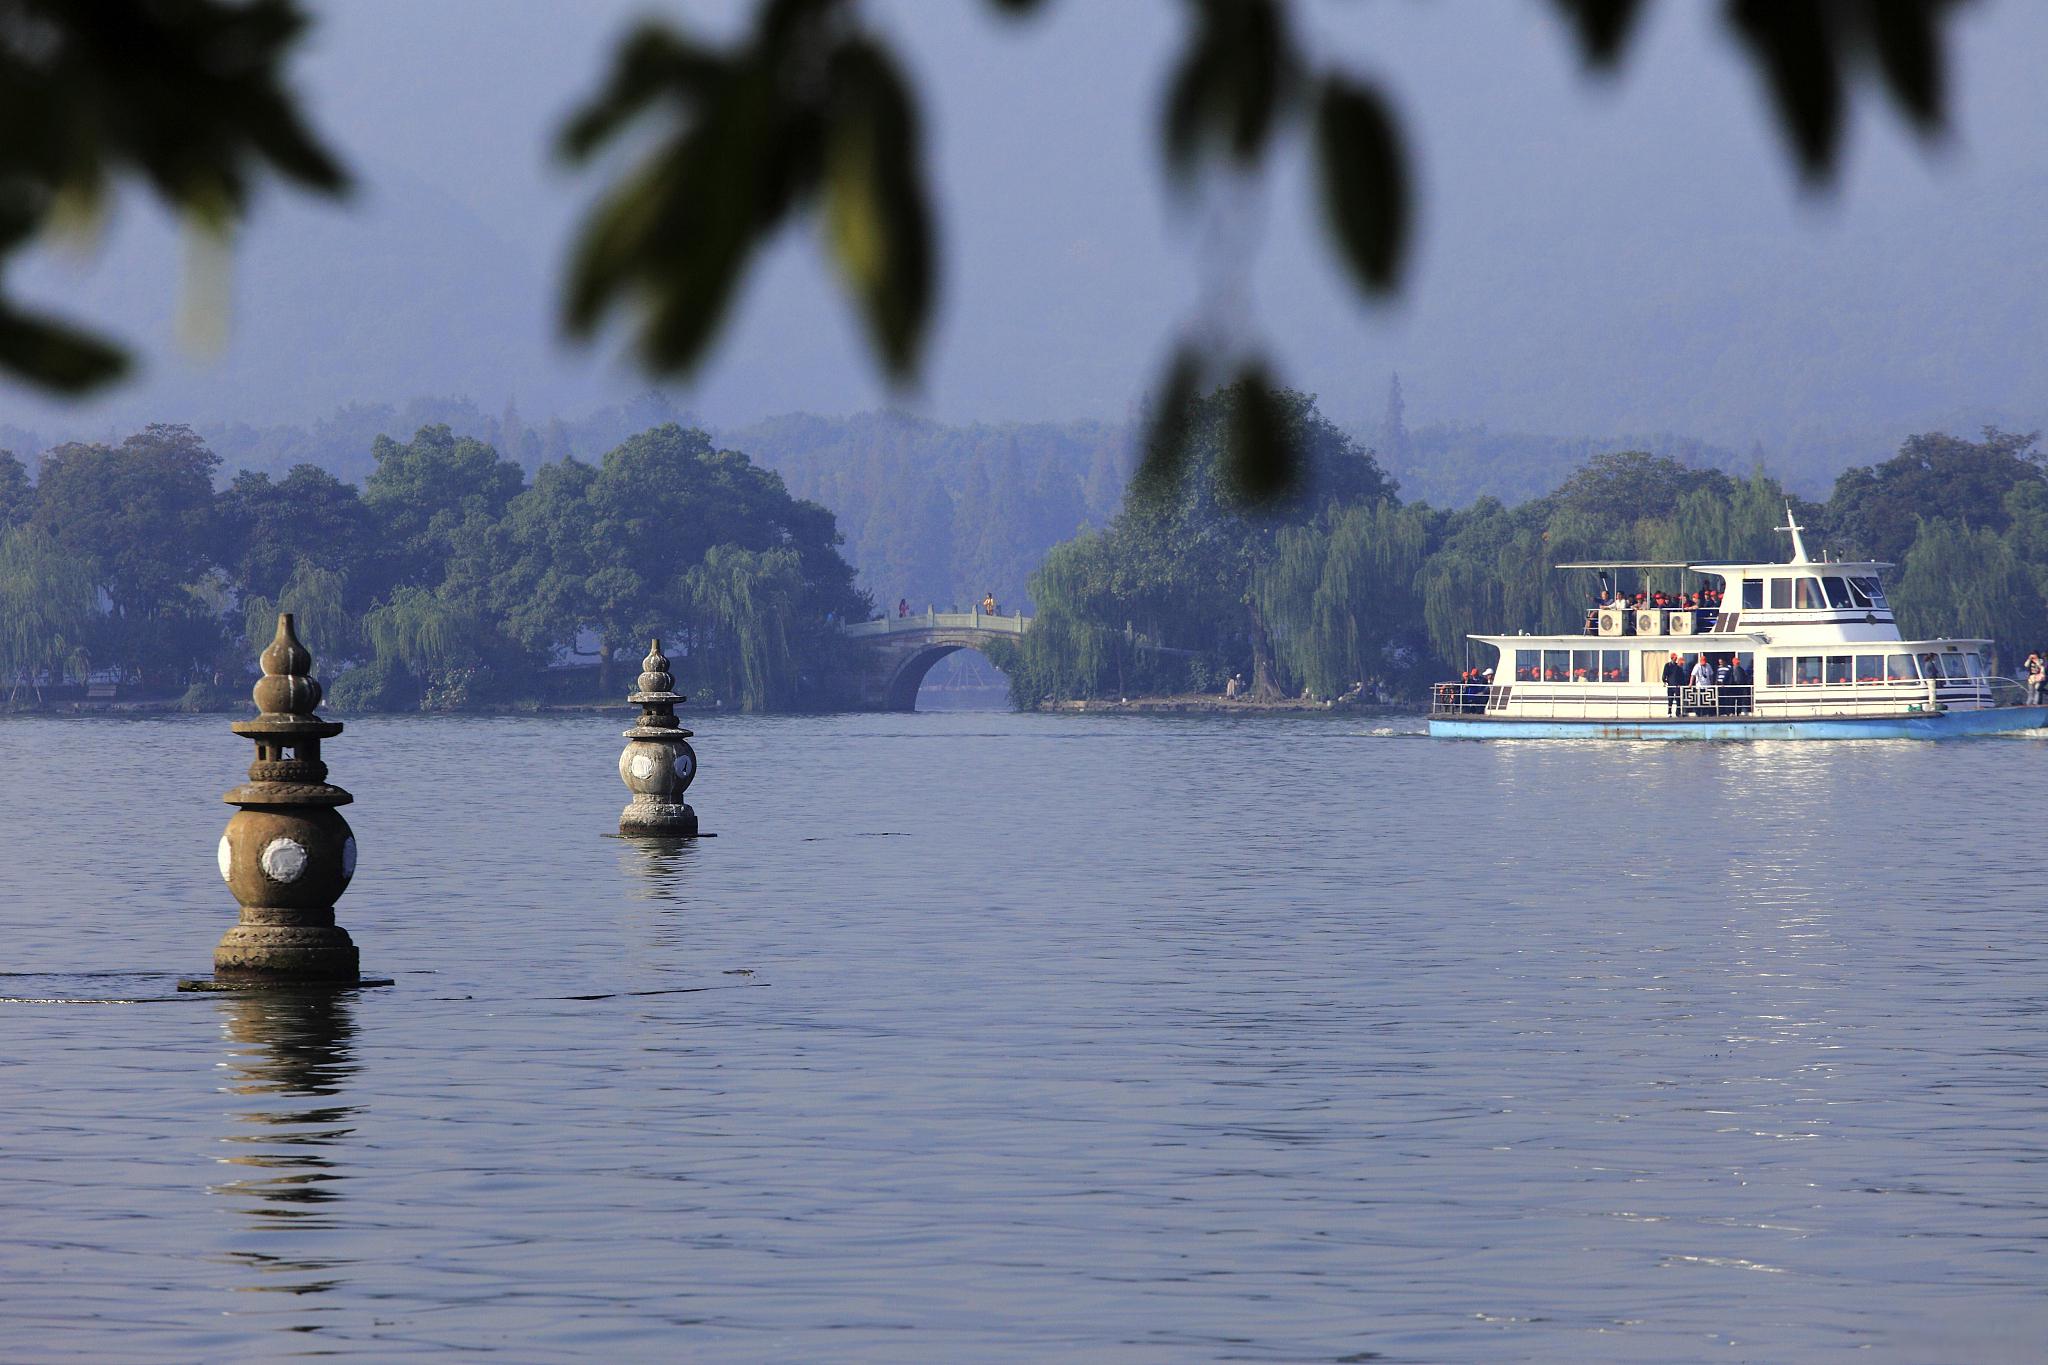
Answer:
top-left (2026, 652), bottom-right (2045, 706)
top-left (1689, 653), bottom-right (1715, 715)
top-left (1661, 652), bottom-right (1687, 716)
top-left (1224, 673), bottom-right (1242, 700)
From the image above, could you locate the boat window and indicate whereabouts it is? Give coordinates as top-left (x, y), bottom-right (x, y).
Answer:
top-left (1822, 576), bottom-right (1853, 608)
top-left (1846, 579), bottom-right (1873, 609)
top-left (1796, 577), bottom-right (1828, 610)
top-left (1767, 657), bottom-right (1793, 687)
top-left (1571, 649), bottom-right (1598, 682)
top-left (1855, 654), bottom-right (1884, 683)
top-left (1965, 652), bottom-right (1986, 678)
top-left (1797, 656), bottom-right (1825, 685)
top-left (1515, 648), bottom-right (1538, 681)
top-left (1937, 653), bottom-right (1967, 680)
top-left (1601, 649), bottom-right (1628, 682)
top-left (1887, 655), bottom-right (1919, 681)
top-left (1850, 575), bottom-right (1887, 608)
top-left (1741, 579), bottom-right (1763, 610)
top-left (1542, 648), bottom-right (1569, 681)
top-left (1770, 577), bottom-right (1792, 609)
top-left (1826, 656), bottom-right (1853, 684)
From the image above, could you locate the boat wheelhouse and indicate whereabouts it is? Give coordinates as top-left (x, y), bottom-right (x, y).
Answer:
top-left (1430, 513), bottom-right (2047, 740)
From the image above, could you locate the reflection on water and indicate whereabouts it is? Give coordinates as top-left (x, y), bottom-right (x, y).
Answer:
top-left (616, 832), bottom-right (701, 906)
top-left (212, 990), bottom-right (359, 1301)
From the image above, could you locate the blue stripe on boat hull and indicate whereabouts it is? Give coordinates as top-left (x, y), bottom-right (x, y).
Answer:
top-left (1428, 707), bottom-right (2048, 741)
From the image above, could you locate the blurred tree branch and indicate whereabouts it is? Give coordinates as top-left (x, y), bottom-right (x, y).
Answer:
top-left (0, 0), bottom-right (1967, 501)
top-left (0, 0), bottom-right (347, 393)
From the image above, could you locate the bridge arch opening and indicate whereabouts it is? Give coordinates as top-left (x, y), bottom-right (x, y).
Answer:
top-left (884, 643), bottom-right (1012, 711)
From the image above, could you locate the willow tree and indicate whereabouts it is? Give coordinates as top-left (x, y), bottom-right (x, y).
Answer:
top-left (0, 525), bottom-right (96, 702)
top-left (1256, 499), bottom-right (1428, 698)
top-left (242, 559), bottom-right (354, 664)
top-left (687, 545), bottom-right (804, 711)
top-left (1890, 517), bottom-right (2047, 671)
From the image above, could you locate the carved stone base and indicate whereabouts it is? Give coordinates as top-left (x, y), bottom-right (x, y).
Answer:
top-left (213, 921), bottom-right (360, 980)
top-left (620, 799), bottom-right (699, 837)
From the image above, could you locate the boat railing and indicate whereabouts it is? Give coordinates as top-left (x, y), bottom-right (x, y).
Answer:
top-left (1429, 678), bottom-right (2020, 720)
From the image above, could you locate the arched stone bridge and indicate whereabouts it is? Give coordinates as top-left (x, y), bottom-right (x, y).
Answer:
top-left (841, 609), bottom-right (1031, 710)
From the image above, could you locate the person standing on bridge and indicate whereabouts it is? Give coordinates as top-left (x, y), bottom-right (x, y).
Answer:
top-left (898, 597), bottom-right (909, 618)
top-left (982, 592), bottom-right (997, 615)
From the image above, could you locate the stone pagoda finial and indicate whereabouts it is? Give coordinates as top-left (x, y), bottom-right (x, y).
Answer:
top-left (212, 614), bottom-right (361, 980)
top-left (618, 637), bottom-right (700, 836)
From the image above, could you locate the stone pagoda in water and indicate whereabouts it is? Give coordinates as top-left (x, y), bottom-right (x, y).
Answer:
top-left (213, 614), bottom-right (360, 980)
top-left (618, 639), bottom-right (699, 837)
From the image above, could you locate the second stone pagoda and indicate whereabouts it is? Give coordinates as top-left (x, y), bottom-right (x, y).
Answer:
top-left (617, 639), bottom-right (700, 837)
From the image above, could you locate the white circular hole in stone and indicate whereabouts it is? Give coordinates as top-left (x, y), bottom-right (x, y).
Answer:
top-left (629, 753), bottom-right (656, 780)
top-left (259, 837), bottom-right (310, 884)
top-left (216, 835), bottom-right (233, 882)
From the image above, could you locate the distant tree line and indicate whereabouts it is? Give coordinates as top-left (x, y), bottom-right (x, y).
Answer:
top-left (0, 423), bottom-right (869, 711)
top-left (991, 387), bottom-right (2048, 707)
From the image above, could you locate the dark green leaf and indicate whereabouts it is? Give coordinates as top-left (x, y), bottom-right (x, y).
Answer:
top-left (1549, 0), bottom-right (1648, 67)
top-left (0, 303), bottom-right (129, 394)
top-left (1724, 0), bottom-right (1849, 182)
top-left (1134, 346), bottom-right (1204, 500)
top-left (1225, 362), bottom-right (1296, 503)
top-left (1866, 0), bottom-right (1955, 131)
top-left (824, 38), bottom-right (936, 379)
top-left (1161, 0), bottom-right (1295, 181)
top-left (1314, 76), bottom-right (1410, 296)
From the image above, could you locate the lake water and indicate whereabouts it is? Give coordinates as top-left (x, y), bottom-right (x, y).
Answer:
top-left (3, 710), bottom-right (2045, 1361)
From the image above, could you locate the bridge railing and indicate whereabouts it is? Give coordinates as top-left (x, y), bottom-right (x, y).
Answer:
top-left (843, 609), bottom-right (1031, 638)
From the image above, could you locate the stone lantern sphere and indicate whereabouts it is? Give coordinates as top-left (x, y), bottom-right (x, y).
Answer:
top-left (213, 614), bottom-right (360, 980)
top-left (619, 638), bottom-right (699, 836)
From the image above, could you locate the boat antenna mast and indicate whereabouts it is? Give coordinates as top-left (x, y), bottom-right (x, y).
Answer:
top-left (1777, 504), bottom-right (1810, 564)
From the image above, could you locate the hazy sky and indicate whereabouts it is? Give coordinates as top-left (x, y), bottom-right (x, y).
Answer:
top-left (8, 0), bottom-right (2047, 453)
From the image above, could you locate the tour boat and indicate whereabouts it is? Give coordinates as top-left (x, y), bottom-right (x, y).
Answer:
top-left (1429, 514), bottom-right (2048, 740)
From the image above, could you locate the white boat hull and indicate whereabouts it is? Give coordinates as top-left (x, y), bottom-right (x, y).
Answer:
top-left (1429, 706), bottom-right (2048, 741)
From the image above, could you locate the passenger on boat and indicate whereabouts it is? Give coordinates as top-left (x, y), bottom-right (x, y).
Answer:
top-left (1662, 652), bottom-right (1687, 716)
top-left (1689, 654), bottom-right (1714, 714)
top-left (2027, 652), bottom-right (2045, 706)
top-left (1728, 656), bottom-right (1752, 714)
top-left (1713, 656), bottom-right (1734, 716)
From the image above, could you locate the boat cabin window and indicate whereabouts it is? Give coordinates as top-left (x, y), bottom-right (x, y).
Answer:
top-left (1850, 575), bottom-right (1887, 608)
top-left (1796, 656), bottom-right (1825, 685)
top-left (1795, 577), bottom-right (1827, 610)
top-left (1602, 649), bottom-right (1628, 682)
top-left (1825, 656), bottom-right (1853, 684)
top-left (1887, 655), bottom-right (1919, 681)
top-left (1856, 654), bottom-right (1884, 683)
top-left (1769, 577), bottom-right (1792, 609)
top-left (1515, 648), bottom-right (1537, 681)
top-left (1742, 579), bottom-right (1764, 610)
top-left (1936, 653), bottom-right (1968, 680)
top-left (1571, 648), bottom-right (1598, 681)
top-left (1966, 651), bottom-right (1986, 678)
top-left (1822, 576), bottom-right (1854, 609)
top-left (1766, 657), bottom-right (1790, 687)
top-left (1542, 648), bottom-right (1569, 681)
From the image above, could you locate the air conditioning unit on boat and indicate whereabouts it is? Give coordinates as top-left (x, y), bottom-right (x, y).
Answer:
top-left (1597, 606), bottom-right (1627, 636)
top-left (1668, 610), bottom-right (1695, 636)
top-left (1634, 608), bottom-right (1665, 636)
